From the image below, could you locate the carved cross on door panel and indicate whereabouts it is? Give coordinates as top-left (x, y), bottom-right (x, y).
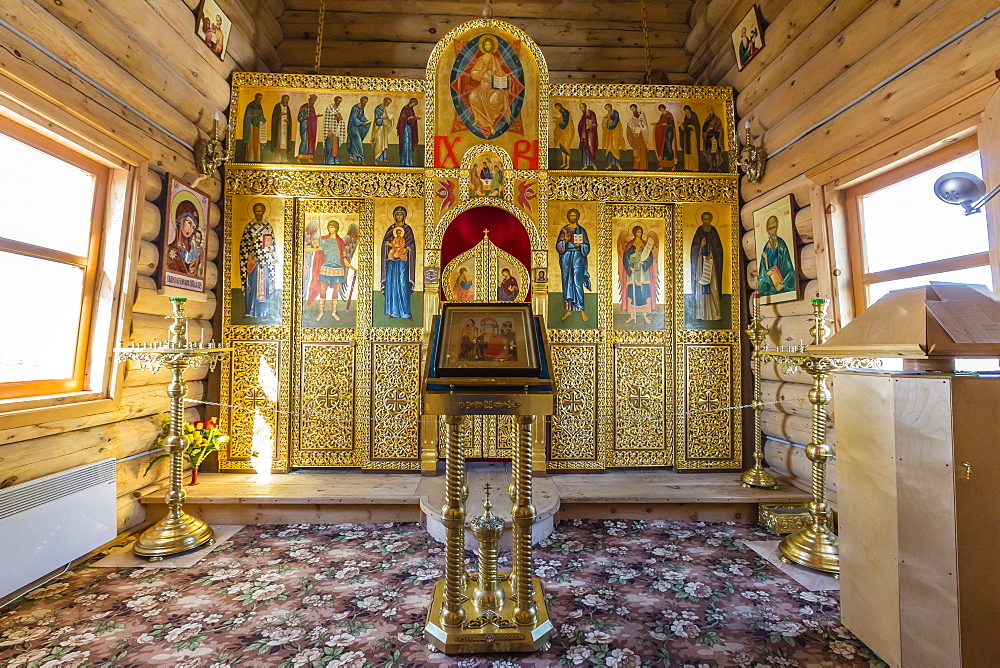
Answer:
top-left (629, 384), bottom-right (652, 410)
top-left (560, 389), bottom-right (587, 415)
top-left (244, 387), bottom-right (270, 410)
top-left (690, 389), bottom-right (723, 414)
top-left (317, 385), bottom-right (339, 409)
top-left (383, 387), bottom-right (410, 414)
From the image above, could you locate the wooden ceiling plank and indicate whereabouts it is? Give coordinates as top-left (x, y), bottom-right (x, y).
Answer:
top-left (279, 39), bottom-right (687, 71)
top-left (279, 11), bottom-right (689, 48)
top-left (279, 0), bottom-right (692, 24)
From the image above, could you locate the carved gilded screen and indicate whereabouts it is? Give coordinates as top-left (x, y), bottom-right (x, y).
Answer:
top-left (219, 18), bottom-right (742, 473)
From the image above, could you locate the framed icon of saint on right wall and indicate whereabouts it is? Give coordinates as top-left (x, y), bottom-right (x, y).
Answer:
top-left (753, 194), bottom-right (798, 305)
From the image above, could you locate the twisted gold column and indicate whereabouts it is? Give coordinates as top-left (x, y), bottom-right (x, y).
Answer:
top-left (507, 419), bottom-right (521, 589)
top-left (440, 415), bottom-right (467, 627)
top-left (512, 415), bottom-right (537, 626)
top-left (742, 293), bottom-right (778, 489)
top-left (778, 299), bottom-right (839, 574)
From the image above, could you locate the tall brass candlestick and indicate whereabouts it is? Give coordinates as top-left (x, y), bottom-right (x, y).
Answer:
top-left (741, 293), bottom-right (778, 489)
top-left (776, 299), bottom-right (839, 572)
top-left (758, 299), bottom-right (877, 572)
top-left (115, 298), bottom-right (230, 560)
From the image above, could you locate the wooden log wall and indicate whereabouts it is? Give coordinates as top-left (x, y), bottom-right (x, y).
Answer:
top-left (690, 0), bottom-right (1000, 498)
top-left (0, 0), bottom-right (281, 535)
top-left (277, 0), bottom-right (697, 84)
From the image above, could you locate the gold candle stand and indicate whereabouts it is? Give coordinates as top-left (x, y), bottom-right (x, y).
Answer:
top-left (115, 297), bottom-right (230, 561)
top-left (470, 484), bottom-right (506, 611)
top-left (759, 299), bottom-right (877, 574)
top-left (741, 293), bottom-right (778, 489)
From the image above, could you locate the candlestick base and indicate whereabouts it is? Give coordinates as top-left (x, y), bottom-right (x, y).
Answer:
top-left (740, 463), bottom-right (778, 489)
top-left (778, 524), bottom-right (839, 574)
top-left (133, 510), bottom-right (215, 559)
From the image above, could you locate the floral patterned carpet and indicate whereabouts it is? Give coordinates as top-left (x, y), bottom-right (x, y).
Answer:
top-left (0, 520), bottom-right (886, 667)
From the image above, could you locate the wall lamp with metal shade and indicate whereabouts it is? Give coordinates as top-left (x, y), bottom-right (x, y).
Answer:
top-left (933, 172), bottom-right (1000, 215)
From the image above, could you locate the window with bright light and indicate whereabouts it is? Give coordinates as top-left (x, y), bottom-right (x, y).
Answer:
top-left (0, 121), bottom-right (108, 399)
top-left (846, 138), bottom-right (990, 312)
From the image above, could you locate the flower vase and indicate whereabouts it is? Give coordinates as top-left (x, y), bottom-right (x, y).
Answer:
top-left (189, 467), bottom-right (200, 486)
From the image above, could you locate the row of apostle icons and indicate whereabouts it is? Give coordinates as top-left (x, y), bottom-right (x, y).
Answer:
top-left (228, 197), bottom-right (734, 333)
top-left (236, 90), bottom-right (423, 167)
top-left (549, 99), bottom-right (729, 173)
top-left (234, 87), bottom-right (729, 175)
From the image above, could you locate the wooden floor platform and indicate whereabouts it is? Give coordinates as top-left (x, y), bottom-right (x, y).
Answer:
top-left (141, 466), bottom-right (809, 528)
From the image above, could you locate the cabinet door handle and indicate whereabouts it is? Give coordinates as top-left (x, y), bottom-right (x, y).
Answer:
top-left (961, 461), bottom-right (972, 480)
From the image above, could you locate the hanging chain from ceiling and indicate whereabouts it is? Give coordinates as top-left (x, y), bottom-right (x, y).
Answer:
top-left (641, 0), bottom-right (652, 84)
top-left (314, 0), bottom-right (327, 75)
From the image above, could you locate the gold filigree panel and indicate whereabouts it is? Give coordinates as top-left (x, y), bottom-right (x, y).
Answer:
top-left (226, 168), bottom-right (425, 199)
top-left (437, 415), bottom-right (476, 458)
top-left (231, 71), bottom-right (425, 93)
top-left (436, 415), bottom-right (515, 459)
top-left (612, 346), bottom-right (668, 466)
top-left (680, 344), bottom-right (739, 469)
top-left (549, 83), bottom-right (734, 100)
top-left (220, 341), bottom-right (287, 470)
top-left (370, 342), bottom-right (421, 461)
top-left (546, 176), bottom-right (737, 204)
top-left (548, 344), bottom-right (598, 465)
top-left (293, 343), bottom-right (356, 467)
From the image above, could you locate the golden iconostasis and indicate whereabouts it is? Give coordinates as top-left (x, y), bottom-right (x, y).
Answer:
top-left (219, 19), bottom-right (741, 473)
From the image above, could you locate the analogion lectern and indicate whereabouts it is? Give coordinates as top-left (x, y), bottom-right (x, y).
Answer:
top-left (817, 284), bottom-right (1000, 667)
top-left (422, 302), bottom-right (554, 654)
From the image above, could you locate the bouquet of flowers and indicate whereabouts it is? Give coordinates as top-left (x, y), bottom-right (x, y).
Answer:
top-left (144, 414), bottom-right (229, 485)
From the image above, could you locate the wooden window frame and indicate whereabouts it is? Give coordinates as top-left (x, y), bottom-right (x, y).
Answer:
top-left (0, 118), bottom-right (110, 401)
top-left (845, 136), bottom-right (986, 313)
top-left (0, 101), bottom-right (146, 432)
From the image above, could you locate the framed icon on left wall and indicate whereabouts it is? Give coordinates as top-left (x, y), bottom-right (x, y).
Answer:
top-left (161, 175), bottom-right (210, 297)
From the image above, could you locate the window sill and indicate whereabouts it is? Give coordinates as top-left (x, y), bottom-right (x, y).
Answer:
top-left (0, 393), bottom-right (121, 433)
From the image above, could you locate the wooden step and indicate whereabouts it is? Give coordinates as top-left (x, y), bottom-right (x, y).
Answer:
top-left (553, 468), bottom-right (810, 522)
top-left (140, 471), bottom-right (424, 524)
top-left (139, 467), bottom-right (811, 528)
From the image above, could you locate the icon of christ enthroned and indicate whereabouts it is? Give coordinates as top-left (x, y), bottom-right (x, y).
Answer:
top-left (449, 33), bottom-right (527, 140)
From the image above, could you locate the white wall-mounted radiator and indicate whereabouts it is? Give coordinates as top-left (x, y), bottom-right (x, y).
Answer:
top-left (0, 458), bottom-right (116, 600)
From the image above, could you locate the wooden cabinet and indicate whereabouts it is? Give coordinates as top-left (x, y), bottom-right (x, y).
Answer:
top-left (834, 372), bottom-right (1000, 667)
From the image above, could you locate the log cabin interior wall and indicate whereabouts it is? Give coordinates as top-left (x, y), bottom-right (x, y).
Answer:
top-left (688, 0), bottom-right (1000, 501)
top-left (1, 0), bottom-right (998, 532)
top-left (0, 0), bottom-right (283, 533)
